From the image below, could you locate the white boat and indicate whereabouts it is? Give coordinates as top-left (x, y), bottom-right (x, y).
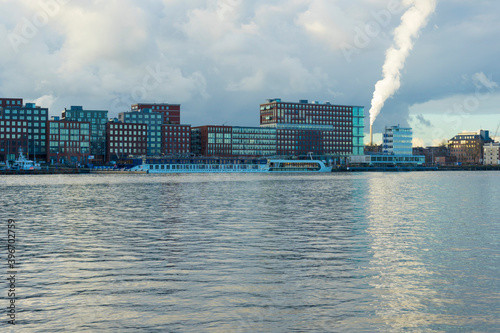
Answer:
top-left (7, 149), bottom-right (42, 171)
top-left (130, 158), bottom-right (332, 173)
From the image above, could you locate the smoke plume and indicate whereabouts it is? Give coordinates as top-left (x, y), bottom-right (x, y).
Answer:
top-left (369, 0), bottom-right (436, 126)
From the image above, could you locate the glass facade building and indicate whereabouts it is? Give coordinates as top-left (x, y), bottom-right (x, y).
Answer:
top-left (383, 125), bottom-right (413, 155)
top-left (62, 106), bottom-right (108, 162)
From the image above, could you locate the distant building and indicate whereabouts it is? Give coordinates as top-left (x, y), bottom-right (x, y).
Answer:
top-left (192, 126), bottom-right (277, 157)
top-left (483, 142), bottom-right (500, 165)
top-left (0, 101), bottom-right (49, 162)
top-left (119, 109), bottom-right (163, 156)
top-left (62, 106), bottom-right (108, 163)
top-left (259, 99), bottom-right (364, 157)
top-left (46, 120), bottom-right (90, 165)
top-left (350, 125), bottom-right (424, 167)
top-left (412, 145), bottom-right (452, 165)
top-left (448, 130), bottom-right (493, 164)
top-left (163, 124), bottom-right (191, 155)
top-left (364, 144), bottom-right (382, 155)
top-left (383, 125), bottom-right (412, 155)
top-left (0, 98), bottom-right (23, 109)
top-left (106, 122), bottom-right (148, 162)
top-left (132, 103), bottom-right (180, 125)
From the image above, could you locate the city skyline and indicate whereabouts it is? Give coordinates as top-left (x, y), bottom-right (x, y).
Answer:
top-left (1, 1), bottom-right (499, 147)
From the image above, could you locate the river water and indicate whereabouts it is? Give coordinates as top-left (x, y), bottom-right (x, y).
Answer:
top-left (1, 172), bottom-right (499, 332)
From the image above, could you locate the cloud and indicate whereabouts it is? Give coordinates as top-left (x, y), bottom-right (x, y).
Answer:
top-left (415, 114), bottom-right (431, 127)
top-left (0, 0), bottom-right (498, 144)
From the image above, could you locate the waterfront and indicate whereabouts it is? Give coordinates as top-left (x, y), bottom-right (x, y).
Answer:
top-left (1, 172), bottom-right (499, 332)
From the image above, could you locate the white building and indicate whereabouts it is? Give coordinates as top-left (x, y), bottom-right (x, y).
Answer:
top-left (483, 142), bottom-right (500, 165)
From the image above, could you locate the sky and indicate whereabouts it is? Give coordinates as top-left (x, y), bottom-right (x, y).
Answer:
top-left (1, 0), bottom-right (499, 147)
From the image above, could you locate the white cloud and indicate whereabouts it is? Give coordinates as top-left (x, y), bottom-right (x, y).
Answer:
top-left (0, 0), bottom-right (498, 142)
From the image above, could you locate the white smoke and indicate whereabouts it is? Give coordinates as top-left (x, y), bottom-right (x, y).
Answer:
top-left (369, 0), bottom-right (437, 126)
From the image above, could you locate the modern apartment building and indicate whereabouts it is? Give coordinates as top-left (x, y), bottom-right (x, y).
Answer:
top-left (46, 120), bottom-right (90, 165)
top-left (163, 124), bottom-right (191, 155)
top-left (0, 101), bottom-right (49, 161)
top-left (62, 106), bottom-right (108, 162)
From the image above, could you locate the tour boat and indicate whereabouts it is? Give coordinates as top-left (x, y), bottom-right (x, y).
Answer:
top-left (129, 157), bottom-right (332, 173)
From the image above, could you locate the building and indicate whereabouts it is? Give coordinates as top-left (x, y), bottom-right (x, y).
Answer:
top-left (0, 98), bottom-right (23, 109)
top-left (46, 120), bottom-right (90, 165)
top-left (191, 126), bottom-right (233, 156)
top-left (191, 126), bottom-right (277, 157)
top-left (383, 125), bottom-right (412, 155)
top-left (259, 99), bottom-right (364, 158)
top-left (62, 106), bottom-right (108, 163)
top-left (350, 125), bottom-right (424, 167)
top-left (163, 124), bottom-right (191, 155)
top-left (448, 130), bottom-right (493, 164)
top-left (106, 121), bottom-right (148, 161)
top-left (0, 101), bottom-right (49, 162)
top-left (483, 142), bottom-right (500, 165)
top-left (132, 103), bottom-right (180, 125)
top-left (412, 145), bottom-right (452, 165)
top-left (231, 127), bottom-right (277, 157)
top-left (119, 109), bottom-right (163, 156)
top-left (0, 119), bottom-right (29, 161)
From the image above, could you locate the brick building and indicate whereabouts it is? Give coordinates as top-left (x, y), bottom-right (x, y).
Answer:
top-left (163, 124), bottom-right (191, 155)
top-left (106, 121), bottom-right (148, 161)
top-left (132, 103), bottom-right (180, 125)
top-left (0, 101), bottom-right (48, 161)
top-left (259, 99), bottom-right (364, 157)
top-left (448, 130), bottom-right (493, 164)
top-left (119, 109), bottom-right (163, 155)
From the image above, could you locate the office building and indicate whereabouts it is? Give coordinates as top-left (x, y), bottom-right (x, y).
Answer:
top-left (383, 125), bottom-right (412, 155)
top-left (191, 126), bottom-right (277, 157)
top-left (259, 99), bottom-right (364, 157)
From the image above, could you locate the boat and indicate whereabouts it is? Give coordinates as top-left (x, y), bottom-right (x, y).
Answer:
top-left (7, 148), bottom-right (42, 171)
top-left (129, 157), bottom-right (332, 173)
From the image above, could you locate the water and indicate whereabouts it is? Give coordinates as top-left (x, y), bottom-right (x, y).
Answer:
top-left (1, 172), bottom-right (499, 332)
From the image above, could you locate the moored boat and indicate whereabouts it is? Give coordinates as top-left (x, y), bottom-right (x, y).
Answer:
top-left (6, 149), bottom-right (42, 171)
top-left (129, 157), bottom-right (332, 173)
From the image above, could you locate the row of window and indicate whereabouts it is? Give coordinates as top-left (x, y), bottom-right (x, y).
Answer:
top-left (1, 100), bottom-right (22, 105)
top-left (2, 108), bottom-right (45, 114)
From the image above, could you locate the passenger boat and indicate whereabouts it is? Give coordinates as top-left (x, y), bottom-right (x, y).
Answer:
top-left (129, 157), bottom-right (332, 173)
top-left (6, 149), bottom-right (42, 171)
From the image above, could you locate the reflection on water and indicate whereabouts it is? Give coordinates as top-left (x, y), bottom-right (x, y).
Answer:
top-left (0, 172), bottom-right (498, 332)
